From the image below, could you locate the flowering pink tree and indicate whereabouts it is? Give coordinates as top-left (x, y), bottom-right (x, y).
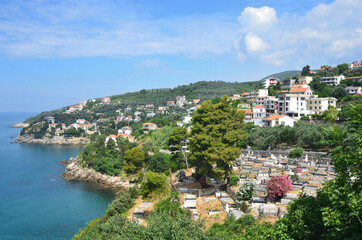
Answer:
top-left (266, 175), bottom-right (293, 200)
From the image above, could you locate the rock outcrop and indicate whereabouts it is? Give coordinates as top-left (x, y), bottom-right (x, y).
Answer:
top-left (61, 157), bottom-right (135, 189)
top-left (16, 134), bottom-right (90, 145)
top-left (10, 122), bottom-right (30, 128)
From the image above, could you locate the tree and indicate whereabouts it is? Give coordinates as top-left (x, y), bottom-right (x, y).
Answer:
top-left (149, 152), bottom-right (171, 173)
top-left (331, 85), bottom-right (348, 99)
top-left (288, 147), bottom-right (304, 158)
top-left (123, 147), bottom-right (145, 173)
top-left (235, 180), bottom-right (257, 204)
top-left (266, 175), bottom-right (293, 200)
top-left (301, 65), bottom-right (311, 76)
top-left (140, 171), bottom-right (171, 200)
top-left (322, 106), bottom-right (339, 123)
top-left (189, 96), bottom-right (247, 179)
top-left (168, 126), bottom-right (189, 170)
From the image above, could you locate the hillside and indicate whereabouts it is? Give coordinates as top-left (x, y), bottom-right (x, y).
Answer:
top-left (23, 71), bottom-right (301, 124)
top-left (260, 70), bottom-right (300, 81)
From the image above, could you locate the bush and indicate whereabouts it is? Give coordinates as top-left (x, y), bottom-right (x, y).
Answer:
top-left (140, 171), bottom-right (171, 200)
top-left (229, 175), bottom-right (239, 186)
top-left (266, 175), bottom-right (293, 200)
top-left (235, 180), bottom-right (257, 204)
top-left (289, 147), bottom-right (304, 158)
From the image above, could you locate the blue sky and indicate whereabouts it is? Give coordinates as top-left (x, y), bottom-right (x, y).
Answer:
top-left (1, 0), bottom-right (361, 112)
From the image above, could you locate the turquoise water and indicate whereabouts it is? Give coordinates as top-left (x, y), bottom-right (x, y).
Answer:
top-left (0, 113), bottom-right (115, 240)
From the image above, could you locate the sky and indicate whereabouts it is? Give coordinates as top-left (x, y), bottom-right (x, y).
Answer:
top-left (0, 0), bottom-right (361, 112)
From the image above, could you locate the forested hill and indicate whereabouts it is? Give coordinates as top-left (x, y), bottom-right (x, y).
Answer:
top-left (260, 70), bottom-right (300, 81)
top-left (109, 80), bottom-right (259, 106)
top-left (23, 71), bottom-right (300, 123)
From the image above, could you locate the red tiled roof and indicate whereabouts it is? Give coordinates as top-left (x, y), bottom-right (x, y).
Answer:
top-left (252, 105), bottom-right (265, 108)
top-left (264, 115), bottom-right (286, 121)
top-left (238, 109), bottom-right (253, 114)
top-left (290, 88), bottom-right (309, 93)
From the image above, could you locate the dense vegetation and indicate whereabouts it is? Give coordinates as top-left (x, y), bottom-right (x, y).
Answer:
top-left (247, 122), bottom-right (331, 150)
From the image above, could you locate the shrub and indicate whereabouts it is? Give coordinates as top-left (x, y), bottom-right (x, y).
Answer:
top-left (140, 171), bottom-right (171, 200)
top-left (289, 147), bottom-right (304, 158)
top-left (235, 180), bottom-right (257, 204)
top-left (266, 175), bottom-right (293, 200)
top-left (229, 175), bottom-right (239, 186)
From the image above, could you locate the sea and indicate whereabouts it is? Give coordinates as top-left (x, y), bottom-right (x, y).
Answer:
top-left (0, 112), bottom-right (115, 240)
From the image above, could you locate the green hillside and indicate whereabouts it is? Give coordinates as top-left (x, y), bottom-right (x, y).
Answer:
top-left (260, 70), bottom-right (301, 81)
top-left (24, 70), bottom-right (301, 123)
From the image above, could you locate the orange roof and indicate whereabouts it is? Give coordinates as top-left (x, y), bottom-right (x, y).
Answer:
top-left (253, 105), bottom-right (265, 108)
top-left (107, 134), bottom-right (118, 138)
top-left (346, 76), bottom-right (361, 79)
top-left (82, 124), bottom-right (91, 127)
top-left (239, 109), bottom-right (253, 114)
top-left (242, 92), bottom-right (250, 96)
top-left (50, 123), bottom-right (57, 126)
top-left (195, 105), bottom-right (202, 108)
top-left (264, 115), bottom-right (286, 121)
top-left (143, 122), bottom-right (155, 125)
top-left (290, 88), bottom-right (309, 93)
top-left (78, 119), bottom-right (85, 121)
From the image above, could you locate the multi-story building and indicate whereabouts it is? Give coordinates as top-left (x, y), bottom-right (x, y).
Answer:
top-left (252, 105), bottom-right (266, 126)
top-left (307, 97), bottom-right (337, 114)
top-left (264, 96), bottom-right (279, 115)
top-left (350, 60), bottom-right (362, 69)
top-left (277, 93), bottom-right (312, 118)
top-left (248, 89), bottom-right (268, 102)
top-left (321, 75), bottom-right (345, 85)
top-left (261, 78), bottom-right (279, 88)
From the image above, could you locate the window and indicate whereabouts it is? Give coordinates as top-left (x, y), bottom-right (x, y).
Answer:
top-left (301, 97), bottom-right (305, 100)
top-left (286, 97), bottom-right (290, 100)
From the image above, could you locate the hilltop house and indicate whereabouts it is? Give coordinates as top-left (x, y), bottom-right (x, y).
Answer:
top-left (262, 78), bottom-right (279, 88)
top-left (350, 60), bottom-right (362, 69)
top-left (277, 92), bottom-right (311, 119)
top-left (118, 126), bottom-right (133, 136)
top-left (167, 101), bottom-right (176, 106)
top-left (142, 123), bottom-right (158, 133)
top-left (76, 119), bottom-right (86, 124)
top-left (297, 76), bottom-right (313, 85)
top-left (176, 96), bottom-right (187, 107)
top-left (345, 86), bottom-right (362, 95)
top-left (102, 97), bottom-right (111, 104)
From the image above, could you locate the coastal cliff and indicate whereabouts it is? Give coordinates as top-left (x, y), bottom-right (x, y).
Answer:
top-left (61, 157), bottom-right (135, 189)
top-left (16, 134), bottom-right (90, 145)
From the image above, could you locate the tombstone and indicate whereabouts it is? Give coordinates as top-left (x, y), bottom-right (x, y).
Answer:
top-left (305, 154), bottom-right (308, 162)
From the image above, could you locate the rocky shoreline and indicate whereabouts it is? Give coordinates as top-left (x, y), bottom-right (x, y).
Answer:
top-left (61, 157), bottom-right (135, 189)
top-left (10, 122), bottom-right (30, 128)
top-left (16, 134), bottom-right (90, 145)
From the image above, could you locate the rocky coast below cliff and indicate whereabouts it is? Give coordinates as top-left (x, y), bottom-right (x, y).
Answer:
top-left (16, 134), bottom-right (90, 145)
top-left (61, 157), bottom-right (135, 189)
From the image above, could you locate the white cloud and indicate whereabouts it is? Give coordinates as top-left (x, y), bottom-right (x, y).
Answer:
top-left (238, 6), bottom-right (277, 33)
top-left (236, 0), bottom-right (362, 66)
top-left (244, 33), bottom-right (268, 52)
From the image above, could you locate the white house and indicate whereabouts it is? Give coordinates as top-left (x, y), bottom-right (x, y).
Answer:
top-left (142, 123), bottom-right (158, 133)
top-left (252, 105), bottom-right (266, 126)
top-left (321, 75), bottom-right (345, 85)
top-left (263, 115), bottom-right (296, 127)
top-left (105, 134), bottom-right (118, 145)
top-left (350, 60), bottom-right (362, 69)
top-left (176, 96), bottom-right (187, 107)
top-left (307, 97), bottom-right (337, 115)
top-left (238, 109), bottom-right (253, 123)
top-left (345, 86), bottom-right (362, 95)
top-left (261, 78), bottom-right (279, 88)
top-left (118, 126), bottom-right (133, 136)
top-left (76, 119), bottom-right (86, 124)
top-left (124, 115), bottom-right (133, 122)
top-left (297, 76), bottom-right (313, 85)
top-left (289, 87), bottom-right (313, 96)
